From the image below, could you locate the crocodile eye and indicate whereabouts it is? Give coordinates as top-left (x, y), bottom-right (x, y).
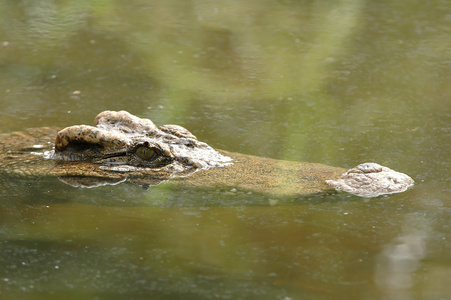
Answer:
top-left (135, 145), bottom-right (157, 161)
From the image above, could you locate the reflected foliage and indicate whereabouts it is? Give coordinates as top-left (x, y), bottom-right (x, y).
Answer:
top-left (0, 0), bottom-right (450, 299)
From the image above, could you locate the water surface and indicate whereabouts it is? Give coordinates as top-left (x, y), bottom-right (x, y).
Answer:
top-left (0, 1), bottom-right (450, 299)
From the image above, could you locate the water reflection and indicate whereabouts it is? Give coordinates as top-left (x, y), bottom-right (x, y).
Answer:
top-left (0, 0), bottom-right (450, 298)
top-left (375, 214), bottom-right (430, 299)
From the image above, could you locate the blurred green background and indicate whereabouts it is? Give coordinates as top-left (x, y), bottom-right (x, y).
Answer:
top-left (0, 0), bottom-right (449, 299)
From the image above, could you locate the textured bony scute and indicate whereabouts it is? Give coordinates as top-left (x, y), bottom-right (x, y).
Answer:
top-left (53, 110), bottom-right (233, 170)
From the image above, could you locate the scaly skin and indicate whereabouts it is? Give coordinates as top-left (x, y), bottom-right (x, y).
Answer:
top-left (0, 111), bottom-right (414, 197)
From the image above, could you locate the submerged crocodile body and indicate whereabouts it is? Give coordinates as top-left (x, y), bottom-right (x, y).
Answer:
top-left (0, 111), bottom-right (414, 198)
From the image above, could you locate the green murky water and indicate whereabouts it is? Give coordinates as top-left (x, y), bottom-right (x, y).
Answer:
top-left (0, 1), bottom-right (450, 299)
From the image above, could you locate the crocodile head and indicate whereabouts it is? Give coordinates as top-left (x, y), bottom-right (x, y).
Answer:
top-left (53, 110), bottom-right (232, 174)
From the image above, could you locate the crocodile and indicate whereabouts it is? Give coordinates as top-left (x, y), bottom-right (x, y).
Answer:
top-left (0, 110), bottom-right (414, 198)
